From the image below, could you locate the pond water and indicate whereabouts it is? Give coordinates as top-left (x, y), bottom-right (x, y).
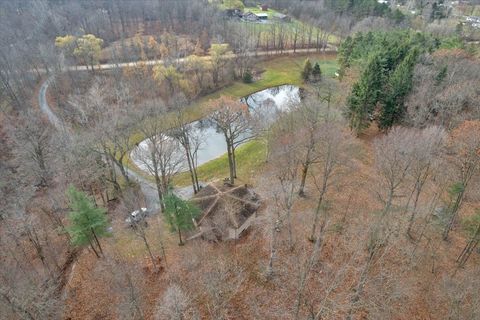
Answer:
top-left (131, 85), bottom-right (301, 174)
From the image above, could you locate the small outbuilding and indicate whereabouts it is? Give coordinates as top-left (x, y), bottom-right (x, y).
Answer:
top-left (260, 4), bottom-right (269, 11)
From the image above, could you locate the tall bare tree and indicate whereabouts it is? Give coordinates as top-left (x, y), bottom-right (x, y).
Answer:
top-left (208, 96), bottom-right (252, 185)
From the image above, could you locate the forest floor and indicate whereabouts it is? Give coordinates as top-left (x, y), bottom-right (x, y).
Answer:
top-left (62, 120), bottom-right (480, 319)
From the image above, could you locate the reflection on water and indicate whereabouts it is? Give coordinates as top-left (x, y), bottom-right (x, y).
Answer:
top-left (132, 85), bottom-right (300, 174)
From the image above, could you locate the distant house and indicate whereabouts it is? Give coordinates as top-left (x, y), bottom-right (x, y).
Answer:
top-left (273, 13), bottom-right (291, 22)
top-left (243, 12), bottom-right (259, 21)
top-left (260, 4), bottom-right (269, 11)
top-left (256, 13), bottom-right (268, 20)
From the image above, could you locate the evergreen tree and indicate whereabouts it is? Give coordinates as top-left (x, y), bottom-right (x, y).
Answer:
top-left (338, 36), bottom-right (354, 79)
top-left (301, 58), bottom-right (313, 81)
top-left (312, 62), bottom-right (322, 81)
top-left (163, 193), bottom-right (200, 246)
top-left (346, 53), bottom-right (386, 134)
top-left (242, 69), bottom-right (253, 83)
top-left (379, 50), bottom-right (418, 129)
top-left (66, 186), bottom-right (109, 257)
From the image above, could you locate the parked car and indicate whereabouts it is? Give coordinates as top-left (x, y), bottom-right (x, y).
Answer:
top-left (125, 207), bottom-right (149, 227)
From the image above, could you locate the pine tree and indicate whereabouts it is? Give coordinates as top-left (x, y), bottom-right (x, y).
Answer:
top-left (242, 69), bottom-right (253, 83)
top-left (379, 50), bottom-right (417, 129)
top-left (338, 35), bottom-right (354, 79)
top-left (163, 193), bottom-right (200, 246)
top-left (312, 62), bottom-right (322, 81)
top-left (66, 186), bottom-right (109, 257)
top-left (346, 53), bottom-right (386, 134)
top-left (301, 58), bottom-right (313, 81)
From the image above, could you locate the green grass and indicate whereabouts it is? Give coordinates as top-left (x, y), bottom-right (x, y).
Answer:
top-left (128, 53), bottom-right (339, 186)
top-left (244, 6), bottom-right (280, 16)
top-left (174, 139), bottom-right (267, 186)
top-left (236, 7), bottom-right (341, 45)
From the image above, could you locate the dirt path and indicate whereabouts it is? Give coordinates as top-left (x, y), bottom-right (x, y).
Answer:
top-left (38, 76), bottom-right (161, 210)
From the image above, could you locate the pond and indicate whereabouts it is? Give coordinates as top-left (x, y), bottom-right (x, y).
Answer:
top-left (131, 85), bottom-right (301, 174)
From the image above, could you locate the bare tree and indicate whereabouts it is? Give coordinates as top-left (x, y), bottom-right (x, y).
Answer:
top-left (11, 110), bottom-right (56, 187)
top-left (154, 284), bottom-right (197, 320)
top-left (171, 107), bottom-right (202, 194)
top-left (442, 121), bottom-right (480, 240)
top-left (346, 127), bottom-right (415, 318)
top-left (132, 103), bottom-right (184, 209)
top-left (268, 114), bottom-right (302, 250)
top-left (208, 96), bottom-right (252, 185)
top-left (374, 127), bottom-right (415, 216)
top-left (404, 126), bottom-right (446, 237)
top-left (293, 206), bottom-right (330, 319)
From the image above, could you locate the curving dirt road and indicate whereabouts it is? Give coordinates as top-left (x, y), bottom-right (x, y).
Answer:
top-left (38, 76), bottom-right (161, 210)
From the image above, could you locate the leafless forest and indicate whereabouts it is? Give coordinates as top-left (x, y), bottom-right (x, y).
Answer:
top-left (1, 0), bottom-right (480, 319)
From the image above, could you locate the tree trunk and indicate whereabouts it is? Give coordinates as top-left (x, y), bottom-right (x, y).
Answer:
top-left (232, 143), bottom-right (238, 178)
top-left (154, 172), bottom-right (165, 210)
top-left (443, 189), bottom-right (465, 240)
top-left (456, 223), bottom-right (480, 267)
top-left (346, 251), bottom-right (374, 320)
top-left (407, 186), bottom-right (423, 238)
top-left (298, 163), bottom-right (309, 197)
top-left (177, 229), bottom-right (184, 246)
top-left (227, 143), bottom-right (235, 185)
top-left (91, 228), bottom-right (103, 255)
top-left (89, 238), bottom-right (100, 258)
top-left (294, 215), bottom-right (326, 319)
top-left (266, 218), bottom-right (279, 278)
top-left (309, 177), bottom-right (328, 241)
top-left (142, 235), bottom-right (156, 270)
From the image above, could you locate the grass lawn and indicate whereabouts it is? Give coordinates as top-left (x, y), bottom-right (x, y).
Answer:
top-left (244, 6), bottom-right (279, 16)
top-left (174, 139), bottom-right (267, 186)
top-left (127, 53), bottom-right (339, 186)
top-left (239, 6), bottom-right (341, 45)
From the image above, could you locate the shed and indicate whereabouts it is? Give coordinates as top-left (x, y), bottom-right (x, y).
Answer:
top-left (260, 4), bottom-right (269, 11)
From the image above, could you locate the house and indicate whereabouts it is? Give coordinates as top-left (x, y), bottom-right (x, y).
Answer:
top-left (243, 12), bottom-right (268, 22)
top-left (256, 13), bottom-right (268, 20)
top-left (273, 13), bottom-right (291, 22)
top-left (260, 4), bottom-right (269, 11)
top-left (186, 184), bottom-right (261, 242)
top-left (243, 11), bottom-right (259, 21)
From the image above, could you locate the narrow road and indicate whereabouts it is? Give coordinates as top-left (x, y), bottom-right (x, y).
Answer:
top-left (38, 76), bottom-right (160, 210)
top-left (68, 47), bottom-right (336, 71)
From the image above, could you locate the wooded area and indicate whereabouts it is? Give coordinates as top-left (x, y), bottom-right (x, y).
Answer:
top-left (1, 0), bottom-right (480, 319)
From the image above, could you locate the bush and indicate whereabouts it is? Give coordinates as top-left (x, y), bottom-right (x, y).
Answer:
top-left (242, 70), bottom-right (253, 83)
top-left (301, 58), bottom-right (312, 81)
top-left (312, 62), bottom-right (322, 81)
